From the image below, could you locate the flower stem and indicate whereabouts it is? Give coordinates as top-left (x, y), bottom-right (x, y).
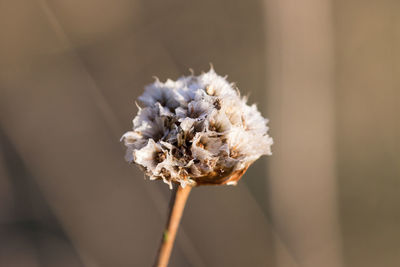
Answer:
top-left (154, 185), bottom-right (192, 267)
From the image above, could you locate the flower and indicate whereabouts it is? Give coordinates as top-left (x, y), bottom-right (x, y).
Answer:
top-left (121, 67), bottom-right (273, 189)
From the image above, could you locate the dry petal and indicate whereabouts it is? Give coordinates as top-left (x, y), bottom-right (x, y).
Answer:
top-left (121, 67), bottom-right (273, 188)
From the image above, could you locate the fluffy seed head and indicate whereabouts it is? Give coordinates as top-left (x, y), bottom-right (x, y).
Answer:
top-left (121, 68), bottom-right (273, 189)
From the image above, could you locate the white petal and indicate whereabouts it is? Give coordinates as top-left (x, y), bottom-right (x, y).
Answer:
top-left (134, 139), bottom-right (162, 170)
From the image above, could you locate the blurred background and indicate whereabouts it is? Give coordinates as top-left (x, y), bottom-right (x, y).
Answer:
top-left (0, 0), bottom-right (399, 266)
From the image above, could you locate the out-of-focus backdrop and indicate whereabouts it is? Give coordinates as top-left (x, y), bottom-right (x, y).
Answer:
top-left (0, 0), bottom-right (399, 266)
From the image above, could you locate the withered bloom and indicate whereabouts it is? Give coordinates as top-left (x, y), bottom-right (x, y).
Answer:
top-left (121, 68), bottom-right (273, 189)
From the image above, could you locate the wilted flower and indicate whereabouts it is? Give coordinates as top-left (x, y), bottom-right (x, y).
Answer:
top-left (121, 67), bottom-right (273, 189)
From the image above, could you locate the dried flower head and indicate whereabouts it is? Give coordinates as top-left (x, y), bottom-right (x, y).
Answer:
top-left (121, 67), bottom-right (273, 189)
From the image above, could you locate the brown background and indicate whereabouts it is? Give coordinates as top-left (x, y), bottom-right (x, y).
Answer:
top-left (0, 0), bottom-right (399, 266)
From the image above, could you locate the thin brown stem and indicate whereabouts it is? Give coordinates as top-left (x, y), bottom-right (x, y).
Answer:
top-left (154, 185), bottom-right (192, 267)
